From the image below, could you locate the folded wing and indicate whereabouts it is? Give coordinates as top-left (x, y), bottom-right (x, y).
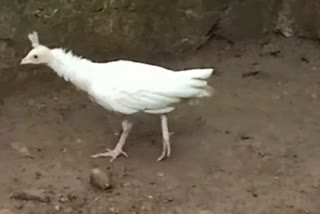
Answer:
top-left (89, 61), bottom-right (214, 115)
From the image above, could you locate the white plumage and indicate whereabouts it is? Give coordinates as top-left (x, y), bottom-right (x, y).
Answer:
top-left (20, 31), bottom-right (215, 162)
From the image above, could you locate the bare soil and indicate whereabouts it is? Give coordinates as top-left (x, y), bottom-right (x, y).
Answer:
top-left (1, 38), bottom-right (320, 214)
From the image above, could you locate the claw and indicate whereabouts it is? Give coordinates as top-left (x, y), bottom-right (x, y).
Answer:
top-left (157, 140), bottom-right (170, 161)
top-left (91, 148), bottom-right (128, 162)
top-left (157, 154), bottom-right (166, 162)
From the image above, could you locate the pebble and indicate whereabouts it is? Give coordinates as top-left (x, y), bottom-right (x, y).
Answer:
top-left (58, 195), bottom-right (68, 203)
top-left (261, 43), bottom-right (281, 56)
top-left (54, 205), bottom-right (61, 211)
top-left (157, 172), bottom-right (164, 177)
top-left (90, 168), bottom-right (112, 190)
top-left (9, 142), bottom-right (33, 158)
top-left (11, 189), bottom-right (50, 203)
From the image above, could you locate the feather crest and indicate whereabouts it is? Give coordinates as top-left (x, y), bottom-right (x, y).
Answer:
top-left (28, 31), bottom-right (40, 47)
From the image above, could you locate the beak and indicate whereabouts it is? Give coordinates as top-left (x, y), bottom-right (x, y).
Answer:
top-left (20, 57), bottom-right (28, 65)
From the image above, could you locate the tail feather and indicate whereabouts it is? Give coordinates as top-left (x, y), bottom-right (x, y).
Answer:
top-left (200, 85), bottom-right (215, 97)
top-left (177, 68), bottom-right (215, 98)
top-left (178, 68), bottom-right (214, 79)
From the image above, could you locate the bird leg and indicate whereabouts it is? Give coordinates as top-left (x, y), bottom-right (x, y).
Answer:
top-left (91, 120), bottom-right (133, 162)
top-left (157, 115), bottom-right (171, 161)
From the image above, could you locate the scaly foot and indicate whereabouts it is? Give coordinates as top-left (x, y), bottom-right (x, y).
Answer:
top-left (157, 139), bottom-right (171, 161)
top-left (157, 123), bottom-right (174, 161)
top-left (91, 148), bottom-right (128, 162)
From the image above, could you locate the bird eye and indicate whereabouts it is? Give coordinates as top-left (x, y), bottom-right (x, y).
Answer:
top-left (33, 55), bottom-right (38, 59)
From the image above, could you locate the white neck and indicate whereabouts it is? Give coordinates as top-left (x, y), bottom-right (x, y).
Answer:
top-left (47, 48), bottom-right (94, 91)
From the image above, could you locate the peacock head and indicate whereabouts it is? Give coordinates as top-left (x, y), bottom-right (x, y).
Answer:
top-left (20, 31), bottom-right (52, 65)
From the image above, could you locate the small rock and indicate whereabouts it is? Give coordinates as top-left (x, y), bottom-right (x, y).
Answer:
top-left (10, 142), bottom-right (33, 158)
top-left (300, 56), bottom-right (310, 63)
top-left (247, 187), bottom-right (258, 198)
top-left (157, 172), bottom-right (164, 177)
top-left (90, 168), bottom-right (112, 190)
top-left (122, 181), bottom-right (131, 187)
top-left (279, 27), bottom-right (293, 38)
top-left (54, 205), bottom-right (61, 211)
top-left (27, 99), bottom-right (35, 106)
top-left (260, 43), bottom-right (281, 57)
top-left (11, 189), bottom-right (50, 203)
top-left (242, 71), bottom-right (261, 78)
top-left (58, 195), bottom-right (68, 203)
top-left (109, 207), bottom-right (117, 213)
top-left (0, 209), bottom-right (15, 214)
top-left (164, 197), bottom-right (174, 203)
top-left (34, 171), bottom-right (43, 180)
top-left (38, 104), bottom-right (46, 110)
top-left (66, 193), bottom-right (77, 201)
top-left (240, 134), bottom-right (253, 141)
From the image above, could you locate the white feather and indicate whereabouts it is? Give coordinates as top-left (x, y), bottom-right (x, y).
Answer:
top-left (47, 49), bottom-right (214, 115)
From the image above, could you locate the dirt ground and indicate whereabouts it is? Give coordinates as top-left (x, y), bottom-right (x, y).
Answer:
top-left (1, 37), bottom-right (320, 214)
